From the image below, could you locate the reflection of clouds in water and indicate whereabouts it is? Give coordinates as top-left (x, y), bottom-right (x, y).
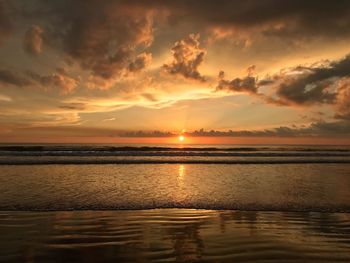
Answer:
top-left (1, 210), bottom-right (350, 262)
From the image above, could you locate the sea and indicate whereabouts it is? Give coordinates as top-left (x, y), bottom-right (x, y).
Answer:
top-left (0, 144), bottom-right (350, 262)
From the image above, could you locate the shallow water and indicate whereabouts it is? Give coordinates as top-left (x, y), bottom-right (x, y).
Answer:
top-left (0, 163), bottom-right (350, 211)
top-left (1, 144), bottom-right (350, 262)
top-left (1, 209), bottom-right (350, 262)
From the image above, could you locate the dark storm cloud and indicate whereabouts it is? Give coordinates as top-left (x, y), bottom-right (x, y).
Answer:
top-left (163, 34), bottom-right (206, 82)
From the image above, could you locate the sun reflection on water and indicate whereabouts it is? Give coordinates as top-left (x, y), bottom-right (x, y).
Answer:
top-left (178, 165), bottom-right (185, 179)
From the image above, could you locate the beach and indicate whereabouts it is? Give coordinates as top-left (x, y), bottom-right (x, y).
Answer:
top-left (0, 145), bottom-right (350, 262)
top-left (2, 1), bottom-right (350, 261)
top-left (1, 210), bottom-right (350, 262)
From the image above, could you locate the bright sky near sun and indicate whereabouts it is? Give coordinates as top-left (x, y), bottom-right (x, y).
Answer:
top-left (0, 1), bottom-right (349, 144)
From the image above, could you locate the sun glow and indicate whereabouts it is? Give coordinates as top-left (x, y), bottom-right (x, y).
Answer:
top-left (178, 135), bottom-right (185, 142)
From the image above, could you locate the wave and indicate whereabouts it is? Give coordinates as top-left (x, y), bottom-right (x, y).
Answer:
top-left (1, 145), bottom-right (350, 152)
top-left (1, 158), bottom-right (350, 165)
top-left (1, 151), bottom-right (350, 157)
top-left (1, 145), bottom-right (349, 164)
top-left (2, 203), bottom-right (350, 212)
top-left (1, 145), bottom-right (350, 159)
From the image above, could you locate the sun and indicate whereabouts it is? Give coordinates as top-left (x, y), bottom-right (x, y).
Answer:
top-left (178, 135), bottom-right (185, 142)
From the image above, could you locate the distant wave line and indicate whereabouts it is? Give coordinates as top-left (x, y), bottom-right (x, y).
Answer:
top-left (1, 203), bottom-right (350, 213)
top-left (1, 146), bottom-right (350, 152)
top-left (1, 159), bottom-right (350, 165)
top-left (1, 151), bottom-right (350, 157)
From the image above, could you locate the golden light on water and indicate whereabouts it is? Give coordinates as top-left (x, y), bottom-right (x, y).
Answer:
top-left (178, 165), bottom-right (185, 179)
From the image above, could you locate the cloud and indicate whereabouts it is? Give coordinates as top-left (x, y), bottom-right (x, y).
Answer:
top-left (119, 120), bottom-right (350, 138)
top-left (216, 70), bottom-right (258, 94)
top-left (163, 33), bottom-right (206, 81)
top-left (214, 54), bottom-right (350, 125)
top-left (23, 25), bottom-right (43, 55)
top-left (0, 112), bottom-right (81, 127)
top-left (262, 55), bottom-right (350, 106)
top-left (0, 94), bottom-right (11, 101)
top-left (141, 93), bottom-right (158, 102)
top-left (102, 117), bottom-right (116, 122)
top-left (120, 130), bottom-right (175, 137)
top-left (29, 70), bottom-right (78, 94)
top-left (335, 79), bottom-right (350, 120)
top-left (0, 0), bottom-right (12, 46)
top-left (59, 103), bottom-right (86, 111)
top-left (0, 68), bottom-right (77, 94)
top-left (34, 1), bottom-right (154, 80)
top-left (213, 54), bottom-right (350, 126)
top-left (0, 69), bottom-right (33, 86)
top-left (136, 0), bottom-right (350, 40)
top-left (246, 65), bottom-right (256, 76)
top-left (128, 52), bottom-right (152, 73)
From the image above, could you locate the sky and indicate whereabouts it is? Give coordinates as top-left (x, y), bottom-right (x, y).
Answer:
top-left (0, 0), bottom-right (349, 144)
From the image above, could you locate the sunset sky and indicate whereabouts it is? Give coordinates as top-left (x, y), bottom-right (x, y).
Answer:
top-left (0, 0), bottom-right (349, 144)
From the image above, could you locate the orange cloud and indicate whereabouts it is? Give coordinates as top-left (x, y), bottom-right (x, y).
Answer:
top-left (163, 33), bottom-right (206, 82)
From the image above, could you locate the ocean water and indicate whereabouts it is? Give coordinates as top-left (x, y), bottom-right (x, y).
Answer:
top-left (0, 144), bottom-right (350, 262)
top-left (1, 210), bottom-right (350, 262)
top-left (0, 144), bottom-right (350, 165)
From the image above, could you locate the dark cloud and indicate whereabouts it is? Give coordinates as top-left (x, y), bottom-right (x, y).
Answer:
top-left (23, 25), bottom-right (43, 55)
top-left (59, 103), bottom-right (86, 111)
top-left (0, 0), bottom-right (12, 46)
top-left (263, 55), bottom-right (350, 106)
top-left (216, 70), bottom-right (258, 94)
top-left (24, 0), bottom-right (154, 80)
top-left (120, 130), bottom-right (174, 137)
top-left (141, 93), bottom-right (158, 102)
top-left (246, 65), bottom-right (256, 76)
top-left (214, 53), bottom-right (350, 126)
top-left (28, 70), bottom-right (78, 94)
top-left (128, 52), bottom-right (152, 73)
top-left (0, 69), bottom-right (32, 86)
top-left (163, 33), bottom-right (206, 81)
top-left (0, 68), bottom-right (77, 94)
top-left (335, 80), bottom-right (350, 120)
top-left (119, 120), bottom-right (350, 138)
top-left (130, 0), bottom-right (350, 40)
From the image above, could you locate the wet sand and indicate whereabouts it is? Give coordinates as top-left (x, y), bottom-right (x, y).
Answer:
top-left (0, 164), bottom-right (349, 211)
top-left (1, 209), bottom-right (350, 262)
